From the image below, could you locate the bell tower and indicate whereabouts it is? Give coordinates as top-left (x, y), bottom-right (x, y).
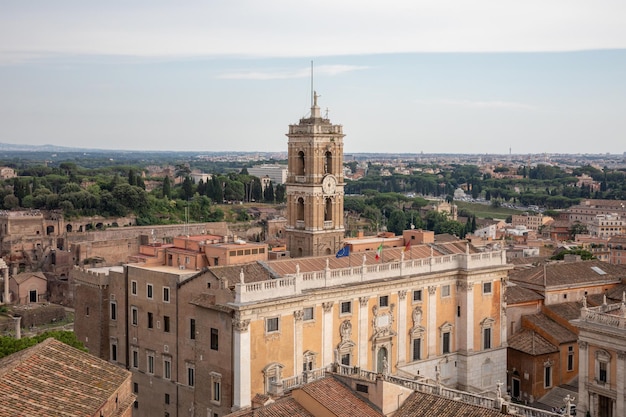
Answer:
top-left (285, 92), bottom-right (345, 258)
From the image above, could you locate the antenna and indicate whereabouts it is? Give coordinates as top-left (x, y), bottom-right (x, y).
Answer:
top-left (310, 60), bottom-right (314, 108)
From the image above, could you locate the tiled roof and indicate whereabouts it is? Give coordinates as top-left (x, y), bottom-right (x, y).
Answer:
top-left (508, 329), bottom-right (558, 355)
top-left (395, 391), bottom-right (511, 417)
top-left (299, 377), bottom-right (382, 417)
top-left (224, 397), bottom-right (314, 417)
top-left (0, 338), bottom-right (132, 417)
top-left (12, 271), bottom-right (47, 285)
top-left (209, 261), bottom-right (274, 284)
top-left (505, 283), bottom-right (543, 304)
top-left (508, 260), bottom-right (626, 288)
top-left (523, 313), bottom-right (577, 344)
top-left (544, 301), bottom-right (585, 321)
top-left (507, 256), bottom-right (548, 266)
top-left (606, 283), bottom-right (626, 301)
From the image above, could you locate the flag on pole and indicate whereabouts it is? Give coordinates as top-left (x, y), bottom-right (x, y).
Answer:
top-left (336, 246), bottom-right (350, 258)
top-left (375, 242), bottom-right (383, 260)
top-left (403, 240), bottom-right (411, 252)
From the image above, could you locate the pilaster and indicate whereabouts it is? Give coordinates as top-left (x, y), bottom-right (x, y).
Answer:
top-left (617, 351), bottom-right (626, 417)
top-left (397, 290), bottom-right (407, 365)
top-left (428, 285), bottom-right (437, 357)
top-left (359, 297), bottom-right (369, 369)
top-left (322, 302), bottom-right (334, 366)
top-left (232, 315), bottom-right (251, 410)
top-left (578, 341), bottom-right (589, 414)
top-left (294, 310), bottom-right (304, 376)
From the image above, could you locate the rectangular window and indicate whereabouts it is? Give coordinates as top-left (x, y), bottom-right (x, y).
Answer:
top-left (341, 353), bottom-right (350, 366)
top-left (441, 285), bottom-right (451, 297)
top-left (164, 316), bottom-right (170, 333)
top-left (442, 332), bottom-right (451, 354)
top-left (379, 295), bottom-right (389, 307)
top-left (213, 381), bottom-right (221, 402)
top-left (187, 365), bottom-right (195, 387)
top-left (412, 338), bottom-right (421, 361)
top-left (148, 312), bottom-right (154, 329)
top-left (340, 301), bottom-right (352, 314)
top-left (110, 301), bottom-right (117, 321)
top-left (147, 353), bottom-right (155, 374)
top-left (147, 284), bottom-right (153, 299)
top-left (483, 328), bottom-right (492, 350)
top-left (163, 287), bottom-right (170, 303)
top-left (483, 282), bottom-right (492, 294)
top-left (413, 289), bottom-right (422, 302)
top-left (211, 328), bottom-right (219, 351)
top-left (132, 349), bottom-right (138, 368)
top-left (131, 280), bottom-right (137, 295)
top-left (356, 384), bottom-right (369, 393)
top-left (567, 346), bottom-right (574, 371)
top-left (266, 317), bottom-right (279, 333)
top-left (164, 393), bottom-right (170, 405)
top-left (190, 318), bottom-right (196, 339)
top-left (131, 307), bottom-right (138, 326)
top-left (111, 341), bottom-right (117, 361)
top-left (599, 362), bottom-right (607, 383)
top-left (133, 382), bottom-right (138, 394)
top-left (303, 307), bottom-right (314, 321)
top-left (163, 358), bottom-right (171, 380)
top-left (545, 366), bottom-right (552, 388)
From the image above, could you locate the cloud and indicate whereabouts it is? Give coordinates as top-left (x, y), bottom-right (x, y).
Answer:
top-left (217, 65), bottom-right (369, 80)
top-left (418, 98), bottom-right (536, 111)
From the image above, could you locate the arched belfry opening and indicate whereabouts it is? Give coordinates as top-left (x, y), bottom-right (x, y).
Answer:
top-left (296, 151), bottom-right (305, 176)
top-left (324, 151), bottom-right (332, 174)
top-left (324, 198), bottom-right (332, 221)
top-left (297, 198), bottom-right (305, 222)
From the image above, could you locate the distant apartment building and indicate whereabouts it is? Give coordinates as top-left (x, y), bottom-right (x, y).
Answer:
top-left (511, 213), bottom-right (551, 232)
top-left (608, 235), bottom-right (626, 265)
top-left (0, 166), bottom-right (17, 180)
top-left (566, 199), bottom-right (626, 224)
top-left (248, 164), bottom-right (287, 185)
top-left (588, 214), bottom-right (626, 238)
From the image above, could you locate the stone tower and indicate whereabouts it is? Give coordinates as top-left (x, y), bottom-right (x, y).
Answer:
top-left (285, 92), bottom-right (345, 257)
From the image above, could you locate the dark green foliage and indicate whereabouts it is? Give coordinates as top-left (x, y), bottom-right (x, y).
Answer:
top-left (0, 331), bottom-right (86, 360)
top-left (551, 249), bottom-right (594, 261)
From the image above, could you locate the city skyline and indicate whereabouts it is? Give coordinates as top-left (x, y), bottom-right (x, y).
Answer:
top-left (1, 1), bottom-right (625, 155)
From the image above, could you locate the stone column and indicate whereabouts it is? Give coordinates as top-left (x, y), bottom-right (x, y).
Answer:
top-left (578, 341), bottom-right (589, 414)
top-left (2, 260), bottom-right (9, 304)
top-left (13, 316), bottom-right (21, 339)
top-left (428, 286), bottom-right (437, 357)
top-left (358, 297), bottom-right (369, 369)
top-left (617, 351), bottom-right (626, 417)
top-left (294, 310), bottom-right (304, 375)
top-left (232, 316), bottom-right (251, 410)
top-left (397, 290), bottom-right (408, 366)
top-left (322, 302), bottom-right (334, 366)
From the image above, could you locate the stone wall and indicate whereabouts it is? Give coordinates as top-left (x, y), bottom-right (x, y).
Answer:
top-left (11, 303), bottom-right (67, 328)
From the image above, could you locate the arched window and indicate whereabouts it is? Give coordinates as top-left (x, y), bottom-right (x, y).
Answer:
top-left (324, 198), bottom-right (332, 221)
top-left (46, 225), bottom-right (55, 235)
top-left (296, 151), bottom-right (305, 176)
top-left (297, 197), bottom-right (305, 221)
top-left (66, 224), bottom-right (73, 233)
top-left (324, 151), bottom-right (332, 174)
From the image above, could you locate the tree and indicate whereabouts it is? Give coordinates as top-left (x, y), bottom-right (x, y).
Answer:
top-left (162, 176), bottom-right (171, 199)
top-left (387, 210), bottom-right (407, 235)
top-left (275, 184), bottom-right (286, 203)
top-left (182, 176), bottom-right (194, 200)
top-left (263, 181), bottom-right (275, 203)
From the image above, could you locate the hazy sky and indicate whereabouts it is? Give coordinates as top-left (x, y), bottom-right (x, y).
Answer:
top-left (1, 1), bottom-right (625, 154)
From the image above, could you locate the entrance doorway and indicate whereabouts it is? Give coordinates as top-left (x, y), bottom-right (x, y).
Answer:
top-left (29, 290), bottom-right (37, 303)
top-left (512, 377), bottom-right (521, 400)
top-left (599, 395), bottom-right (613, 417)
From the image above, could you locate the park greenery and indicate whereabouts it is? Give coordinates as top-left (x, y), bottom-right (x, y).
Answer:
top-left (2, 152), bottom-right (626, 236)
top-left (0, 330), bottom-right (86, 359)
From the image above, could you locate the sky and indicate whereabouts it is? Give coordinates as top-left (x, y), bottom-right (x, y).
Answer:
top-left (1, 1), bottom-right (626, 155)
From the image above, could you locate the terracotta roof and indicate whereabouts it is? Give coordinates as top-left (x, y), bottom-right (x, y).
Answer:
top-left (523, 313), bottom-right (577, 344)
top-left (395, 390), bottom-right (511, 417)
top-left (508, 260), bottom-right (626, 288)
top-left (543, 301), bottom-right (584, 321)
top-left (0, 338), bottom-right (132, 417)
top-left (11, 271), bottom-right (47, 285)
top-left (606, 283), bottom-right (626, 301)
top-left (508, 329), bottom-right (558, 355)
top-left (507, 256), bottom-right (548, 266)
top-left (224, 397), bottom-right (314, 417)
top-left (298, 377), bottom-right (382, 417)
top-left (209, 262), bottom-right (274, 284)
top-left (505, 284), bottom-right (543, 304)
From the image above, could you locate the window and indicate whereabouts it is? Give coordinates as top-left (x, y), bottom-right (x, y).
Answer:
top-left (483, 327), bottom-right (492, 350)
top-left (303, 307), bottom-right (314, 321)
top-left (599, 361), bottom-right (608, 383)
top-left (131, 280), bottom-right (137, 295)
top-left (147, 353), bottom-right (155, 374)
top-left (164, 393), bottom-right (170, 405)
top-left (412, 338), bottom-right (422, 361)
top-left (190, 318), bottom-right (196, 339)
top-left (147, 284), bottom-right (153, 299)
top-left (187, 364), bottom-right (195, 387)
top-left (211, 372), bottom-right (222, 404)
top-left (356, 384), bottom-right (369, 393)
top-left (163, 357), bottom-right (171, 380)
top-left (441, 285), bottom-right (451, 297)
top-left (164, 316), bottom-right (170, 333)
top-left (132, 348), bottom-right (138, 368)
top-left (544, 366), bottom-right (552, 388)
top-left (595, 349), bottom-right (611, 384)
top-left (148, 312), bottom-right (153, 329)
top-left (163, 287), bottom-right (170, 303)
top-left (340, 301), bottom-right (352, 315)
top-left (131, 307), bottom-right (138, 326)
top-left (110, 301), bottom-right (117, 321)
top-left (413, 289), bottom-right (422, 302)
top-left (442, 332), bottom-right (451, 354)
top-left (110, 341), bottom-right (117, 361)
top-left (133, 382), bottom-right (138, 393)
top-left (211, 328), bottom-right (219, 350)
top-left (483, 282), bottom-right (492, 294)
top-left (341, 353), bottom-right (351, 366)
top-left (567, 346), bottom-right (574, 371)
top-left (379, 295), bottom-right (389, 307)
top-left (266, 317), bottom-right (279, 333)
top-left (86, 306), bottom-right (90, 316)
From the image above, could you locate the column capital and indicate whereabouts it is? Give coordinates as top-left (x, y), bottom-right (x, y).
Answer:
top-left (294, 310), bottom-right (304, 321)
top-left (398, 290), bottom-right (407, 300)
top-left (578, 340), bottom-right (588, 350)
top-left (457, 281), bottom-right (473, 292)
top-left (359, 296), bottom-right (369, 307)
top-left (232, 318), bottom-right (250, 332)
top-left (619, 351), bottom-right (626, 361)
top-left (428, 285), bottom-right (437, 295)
top-left (322, 302), bottom-right (334, 313)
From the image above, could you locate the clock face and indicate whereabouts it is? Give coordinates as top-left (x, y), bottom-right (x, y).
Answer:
top-left (322, 175), bottom-right (337, 194)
